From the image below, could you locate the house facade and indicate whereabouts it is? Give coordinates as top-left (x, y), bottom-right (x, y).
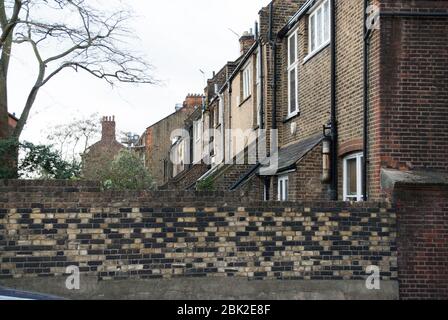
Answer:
top-left (138, 94), bottom-right (201, 187)
top-left (82, 116), bottom-right (125, 180)
top-left (161, 0), bottom-right (448, 203)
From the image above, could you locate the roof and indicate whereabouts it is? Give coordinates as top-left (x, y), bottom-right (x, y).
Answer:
top-left (8, 112), bottom-right (18, 122)
top-left (260, 133), bottom-right (324, 175)
top-left (278, 0), bottom-right (315, 38)
top-left (219, 42), bottom-right (259, 94)
top-left (231, 133), bottom-right (324, 190)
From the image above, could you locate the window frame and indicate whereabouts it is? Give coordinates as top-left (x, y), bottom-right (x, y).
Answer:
top-left (278, 175), bottom-right (289, 202)
top-left (242, 63), bottom-right (252, 100)
top-left (306, 0), bottom-right (331, 61)
top-left (287, 30), bottom-right (299, 118)
top-left (256, 50), bottom-right (262, 127)
top-left (343, 152), bottom-right (364, 202)
top-left (194, 120), bottom-right (201, 143)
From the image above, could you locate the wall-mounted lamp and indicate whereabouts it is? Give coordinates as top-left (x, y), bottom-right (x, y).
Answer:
top-left (322, 124), bottom-right (332, 184)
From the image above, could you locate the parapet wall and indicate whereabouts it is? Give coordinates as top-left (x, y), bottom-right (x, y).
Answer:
top-left (0, 180), bottom-right (397, 282)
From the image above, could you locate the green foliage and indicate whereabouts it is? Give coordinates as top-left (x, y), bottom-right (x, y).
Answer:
top-left (19, 142), bottom-right (81, 180)
top-left (101, 149), bottom-right (155, 191)
top-left (197, 176), bottom-right (215, 191)
top-left (0, 137), bottom-right (20, 179)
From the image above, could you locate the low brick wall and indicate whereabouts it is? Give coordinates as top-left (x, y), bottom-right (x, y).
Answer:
top-left (0, 180), bottom-right (397, 282)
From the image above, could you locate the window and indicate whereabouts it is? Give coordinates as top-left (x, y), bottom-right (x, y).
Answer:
top-left (256, 51), bottom-right (262, 127)
top-left (308, 0), bottom-right (330, 57)
top-left (264, 179), bottom-right (270, 201)
top-left (287, 31), bottom-right (299, 117)
top-left (218, 95), bottom-right (224, 126)
top-left (278, 175), bottom-right (289, 201)
top-left (343, 152), bottom-right (364, 201)
top-left (242, 64), bottom-right (252, 100)
top-left (194, 121), bottom-right (201, 142)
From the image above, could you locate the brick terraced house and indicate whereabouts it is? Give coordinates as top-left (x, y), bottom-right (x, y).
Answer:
top-left (137, 94), bottom-right (202, 187)
top-left (165, 0), bottom-right (448, 204)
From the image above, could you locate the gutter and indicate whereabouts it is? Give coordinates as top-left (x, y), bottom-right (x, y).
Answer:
top-left (219, 42), bottom-right (259, 95)
top-left (278, 0), bottom-right (315, 38)
top-left (380, 11), bottom-right (448, 18)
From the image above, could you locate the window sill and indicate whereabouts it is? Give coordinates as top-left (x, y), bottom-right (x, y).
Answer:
top-left (303, 41), bottom-right (330, 64)
top-left (283, 111), bottom-right (300, 123)
top-left (239, 95), bottom-right (252, 107)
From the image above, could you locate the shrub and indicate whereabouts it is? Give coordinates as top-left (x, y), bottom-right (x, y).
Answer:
top-left (102, 150), bottom-right (155, 191)
top-left (197, 176), bottom-right (215, 191)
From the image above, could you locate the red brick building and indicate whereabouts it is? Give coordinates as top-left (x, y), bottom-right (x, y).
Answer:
top-left (7, 113), bottom-right (18, 134)
top-left (82, 116), bottom-right (124, 180)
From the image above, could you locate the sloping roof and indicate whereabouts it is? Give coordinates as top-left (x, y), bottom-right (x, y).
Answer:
top-left (274, 133), bottom-right (324, 174)
top-left (232, 133), bottom-right (324, 190)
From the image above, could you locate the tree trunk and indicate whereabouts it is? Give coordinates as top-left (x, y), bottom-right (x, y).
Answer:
top-left (0, 34), bottom-right (11, 139)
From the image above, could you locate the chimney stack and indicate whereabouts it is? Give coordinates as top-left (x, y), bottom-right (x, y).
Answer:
top-left (239, 30), bottom-right (255, 55)
top-left (183, 94), bottom-right (203, 109)
top-left (101, 116), bottom-right (117, 143)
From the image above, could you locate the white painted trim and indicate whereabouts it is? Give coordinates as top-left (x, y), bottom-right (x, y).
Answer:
top-left (306, 0), bottom-right (331, 61)
top-left (287, 30), bottom-right (299, 117)
top-left (343, 152), bottom-right (364, 202)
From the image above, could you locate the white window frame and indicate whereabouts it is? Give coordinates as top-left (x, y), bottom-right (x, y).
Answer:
top-left (343, 152), bottom-right (364, 202)
top-left (278, 175), bottom-right (289, 202)
top-left (307, 0), bottom-right (331, 60)
top-left (194, 120), bottom-right (201, 142)
top-left (218, 95), bottom-right (224, 126)
top-left (256, 50), bottom-right (262, 127)
top-left (242, 64), bottom-right (252, 100)
top-left (287, 30), bottom-right (299, 117)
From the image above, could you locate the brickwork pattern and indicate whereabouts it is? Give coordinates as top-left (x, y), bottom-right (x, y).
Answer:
top-left (394, 184), bottom-right (448, 300)
top-left (0, 181), bottom-right (397, 282)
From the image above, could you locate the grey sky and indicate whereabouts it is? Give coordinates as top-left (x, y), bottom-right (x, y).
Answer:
top-left (9, 0), bottom-right (271, 144)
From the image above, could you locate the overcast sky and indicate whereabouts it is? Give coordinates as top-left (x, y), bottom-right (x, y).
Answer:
top-left (9, 0), bottom-right (271, 145)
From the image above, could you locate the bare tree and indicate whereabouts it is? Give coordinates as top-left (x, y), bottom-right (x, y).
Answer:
top-left (46, 112), bottom-right (101, 161)
top-left (0, 0), bottom-right (156, 141)
top-left (0, 0), bottom-right (22, 139)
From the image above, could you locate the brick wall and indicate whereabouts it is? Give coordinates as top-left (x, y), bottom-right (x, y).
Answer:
top-left (0, 180), bottom-right (397, 282)
top-left (369, 0), bottom-right (448, 199)
top-left (394, 183), bottom-right (448, 300)
top-left (162, 164), bottom-right (209, 190)
top-left (290, 145), bottom-right (330, 201)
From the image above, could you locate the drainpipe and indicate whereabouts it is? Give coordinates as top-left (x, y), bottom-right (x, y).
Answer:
top-left (269, 2), bottom-right (277, 131)
top-left (329, 0), bottom-right (338, 201)
top-left (256, 20), bottom-right (265, 130)
top-left (363, 0), bottom-right (372, 202)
